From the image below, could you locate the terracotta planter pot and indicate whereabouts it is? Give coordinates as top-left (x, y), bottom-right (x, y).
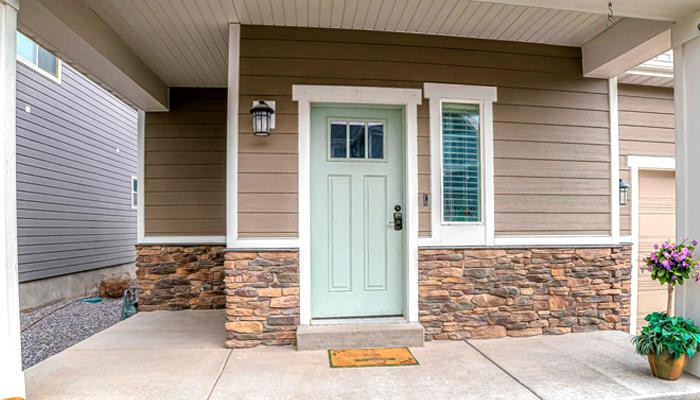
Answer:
top-left (648, 351), bottom-right (687, 380)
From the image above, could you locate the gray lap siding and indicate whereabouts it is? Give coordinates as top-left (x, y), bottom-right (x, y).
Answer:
top-left (16, 61), bottom-right (137, 282)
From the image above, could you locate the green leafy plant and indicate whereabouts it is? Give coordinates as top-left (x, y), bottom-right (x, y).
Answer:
top-left (633, 312), bottom-right (700, 360)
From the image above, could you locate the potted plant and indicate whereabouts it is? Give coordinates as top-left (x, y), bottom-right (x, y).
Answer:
top-left (633, 239), bottom-right (700, 380)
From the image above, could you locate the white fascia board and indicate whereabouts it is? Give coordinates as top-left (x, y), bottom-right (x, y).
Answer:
top-left (18, 0), bottom-right (168, 111)
top-left (583, 18), bottom-right (672, 79)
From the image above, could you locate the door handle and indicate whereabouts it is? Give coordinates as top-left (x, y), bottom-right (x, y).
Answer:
top-left (392, 205), bottom-right (403, 231)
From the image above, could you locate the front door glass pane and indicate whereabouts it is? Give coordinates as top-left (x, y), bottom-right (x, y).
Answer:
top-left (349, 122), bottom-right (365, 158)
top-left (330, 121), bottom-right (347, 158)
top-left (368, 123), bottom-right (384, 159)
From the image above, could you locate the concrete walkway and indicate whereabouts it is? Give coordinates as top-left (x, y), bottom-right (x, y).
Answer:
top-left (25, 310), bottom-right (700, 400)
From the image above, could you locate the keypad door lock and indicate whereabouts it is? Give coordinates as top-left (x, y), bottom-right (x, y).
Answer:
top-left (393, 205), bottom-right (403, 231)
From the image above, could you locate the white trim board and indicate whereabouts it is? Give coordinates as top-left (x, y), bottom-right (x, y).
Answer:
top-left (136, 110), bottom-right (145, 243)
top-left (292, 84), bottom-right (422, 326)
top-left (626, 155), bottom-right (675, 334)
top-left (494, 235), bottom-right (625, 247)
top-left (226, 23), bottom-right (240, 249)
top-left (139, 236), bottom-right (227, 245)
top-left (228, 237), bottom-right (299, 249)
top-left (609, 78), bottom-right (621, 242)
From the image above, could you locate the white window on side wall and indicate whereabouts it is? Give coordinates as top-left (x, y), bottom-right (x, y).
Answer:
top-left (131, 176), bottom-right (138, 210)
top-left (423, 83), bottom-right (496, 246)
top-left (16, 32), bottom-right (61, 83)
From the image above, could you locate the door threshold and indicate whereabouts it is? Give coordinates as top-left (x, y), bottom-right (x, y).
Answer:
top-left (310, 316), bottom-right (407, 326)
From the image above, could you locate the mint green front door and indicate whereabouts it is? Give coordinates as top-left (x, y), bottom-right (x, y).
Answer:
top-left (310, 104), bottom-right (405, 319)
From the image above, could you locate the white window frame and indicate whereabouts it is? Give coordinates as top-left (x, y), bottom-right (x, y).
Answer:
top-left (423, 83), bottom-right (496, 246)
top-left (130, 175), bottom-right (138, 210)
top-left (16, 32), bottom-right (61, 83)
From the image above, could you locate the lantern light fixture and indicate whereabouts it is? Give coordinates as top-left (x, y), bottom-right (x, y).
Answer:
top-left (619, 178), bottom-right (631, 206)
top-left (250, 100), bottom-right (275, 136)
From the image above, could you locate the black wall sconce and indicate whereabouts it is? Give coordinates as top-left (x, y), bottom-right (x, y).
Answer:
top-left (619, 178), bottom-right (631, 206)
top-left (250, 100), bottom-right (275, 136)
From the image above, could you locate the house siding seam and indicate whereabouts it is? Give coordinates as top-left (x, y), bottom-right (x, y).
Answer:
top-left (236, 25), bottom-right (612, 238)
top-left (16, 61), bottom-right (137, 282)
top-left (618, 84), bottom-right (675, 236)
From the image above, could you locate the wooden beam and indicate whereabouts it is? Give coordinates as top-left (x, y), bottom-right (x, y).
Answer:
top-left (582, 18), bottom-right (673, 79)
top-left (18, 0), bottom-right (168, 111)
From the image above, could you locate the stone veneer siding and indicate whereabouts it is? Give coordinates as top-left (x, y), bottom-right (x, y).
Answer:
top-left (419, 246), bottom-right (632, 340)
top-left (136, 245), bottom-right (225, 311)
top-left (224, 251), bottom-right (300, 348)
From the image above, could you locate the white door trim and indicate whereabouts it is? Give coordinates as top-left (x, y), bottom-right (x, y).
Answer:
top-left (627, 155), bottom-right (675, 333)
top-left (292, 85), bottom-right (422, 325)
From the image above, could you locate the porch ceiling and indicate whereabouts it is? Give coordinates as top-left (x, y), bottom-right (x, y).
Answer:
top-left (618, 50), bottom-right (674, 87)
top-left (83, 0), bottom-right (697, 88)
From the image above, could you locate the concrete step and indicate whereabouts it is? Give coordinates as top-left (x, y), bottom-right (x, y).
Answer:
top-left (296, 322), bottom-right (424, 351)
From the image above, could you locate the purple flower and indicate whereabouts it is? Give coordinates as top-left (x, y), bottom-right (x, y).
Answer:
top-left (694, 240), bottom-right (698, 247)
top-left (662, 259), bottom-right (671, 270)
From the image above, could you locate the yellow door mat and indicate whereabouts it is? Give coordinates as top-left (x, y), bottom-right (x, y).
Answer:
top-left (328, 347), bottom-right (419, 368)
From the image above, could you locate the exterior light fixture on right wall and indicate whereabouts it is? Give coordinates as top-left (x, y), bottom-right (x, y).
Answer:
top-left (619, 178), bottom-right (631, 206)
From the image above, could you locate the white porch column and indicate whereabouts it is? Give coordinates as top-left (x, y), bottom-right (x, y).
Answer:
top-left (0, 0), bottom-right (25, 398)
top-left (673, 9), bottom-right (700, 377)
top-left (225, 23), bottom-right (240, 248)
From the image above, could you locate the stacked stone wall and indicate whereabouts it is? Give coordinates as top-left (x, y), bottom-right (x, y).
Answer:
top-left (224, 251), bottom-right (299, 348)
top-left (419, 246), bottom-right (632, 340)
top-left (136, 245), bottom-right (225, 311)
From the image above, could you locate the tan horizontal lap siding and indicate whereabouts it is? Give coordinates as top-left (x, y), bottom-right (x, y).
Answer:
top-left (618, 84), bottom-right (675, 236)
top-left (144, 88), bottom-right (227, 236)
top-left (238, 25), bottom-right (611, 238)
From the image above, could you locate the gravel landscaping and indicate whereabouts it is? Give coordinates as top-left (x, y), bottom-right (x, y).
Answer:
top-left (21, 296), bottom-right (124, 369)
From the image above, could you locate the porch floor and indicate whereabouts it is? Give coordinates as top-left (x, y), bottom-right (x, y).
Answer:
top-left (25, 310), bottom-right (700, 400)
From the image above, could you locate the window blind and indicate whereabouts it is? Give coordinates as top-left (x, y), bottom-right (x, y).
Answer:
top-left (441, 102), bottom-right (481, 223)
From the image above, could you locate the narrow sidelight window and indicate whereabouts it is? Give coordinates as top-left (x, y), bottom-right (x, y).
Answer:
top-left (131, 176), bottom-right (138, 209)
top-left (424, 82), bottom-right (496, 246)
top-left (441, 102), bottom-right (481, 223)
